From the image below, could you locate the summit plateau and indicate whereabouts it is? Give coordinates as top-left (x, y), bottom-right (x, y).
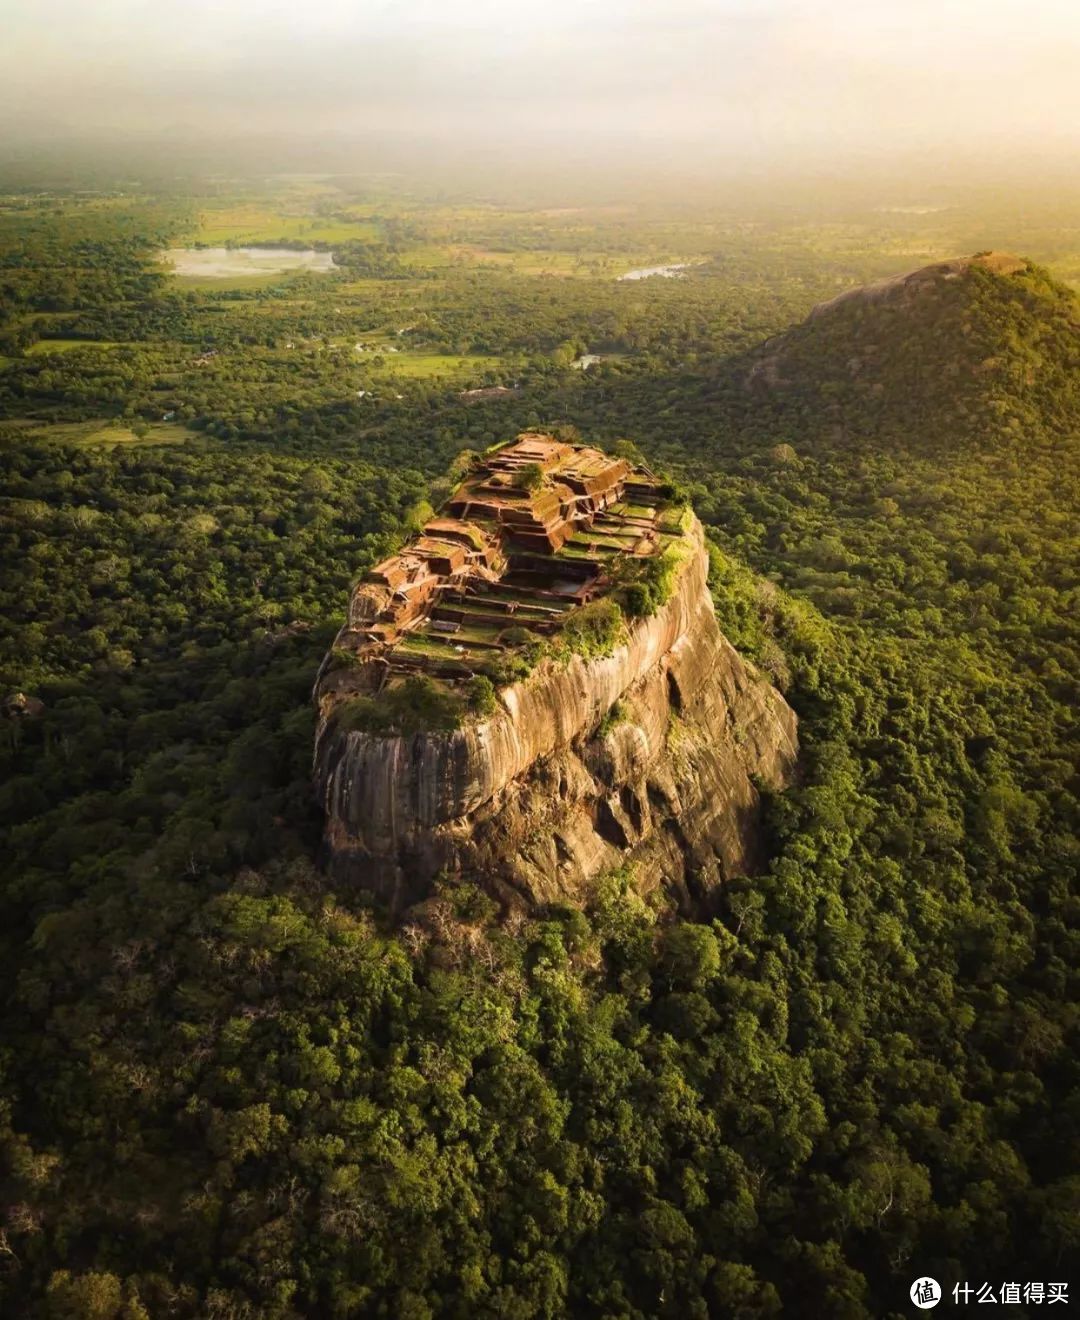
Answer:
top-left (313, 434), bottom-right (798, 910)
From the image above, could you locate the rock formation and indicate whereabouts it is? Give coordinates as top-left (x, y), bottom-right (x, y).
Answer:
top-left (748, 252), bottom-right (1039, 395)
top-left (314, 435), bottom-right (798, 911)
top-left (2, 691), bottom-right (45, 720)
top-left (806, 252), bottom-right (1027, 321)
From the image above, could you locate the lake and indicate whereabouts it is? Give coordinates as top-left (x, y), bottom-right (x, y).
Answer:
top-left (164, 247), bottom-right (336, 278)
top-left (617, 263), bottom-right (690, 281)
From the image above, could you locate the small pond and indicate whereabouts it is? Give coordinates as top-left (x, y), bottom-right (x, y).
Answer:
top-left (164, 247), bottom-right (336, 278)
top-left (616, 263), bottom-right (690, 281)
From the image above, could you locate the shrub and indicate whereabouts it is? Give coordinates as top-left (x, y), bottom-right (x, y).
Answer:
top-left (621, 581), bottom-right (651, 618)
top-left (448, 448), bottom-right (481, 480)
top-left (618, 543), bottom-right (691, 618)
top-left (483, 627), bottom-right (550, 682)
top-left (560, 598), bottom-right (625, 658)
top-left (598, 700), bottom-right (628, 736)
top-left (500, 624), bottom-right (540, 646)
top-left (324, 647), bottom-right (365, 674)
top-left (466, 674), bottom-right (498, 716)
top-left (512, 462), bottom-right (545, 492)
top-left (657, 503), bottom-right (693, 535)
top-left (612, 437), bottom-right (646, 464)
top-left (334, 675), bottom-right (464, 737)
top-left (477, 649), bottom-right (537, 684)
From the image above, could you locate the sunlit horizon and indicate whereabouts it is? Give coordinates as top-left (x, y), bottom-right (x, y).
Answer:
top-left (4, 0), bottom-right (1080, 170)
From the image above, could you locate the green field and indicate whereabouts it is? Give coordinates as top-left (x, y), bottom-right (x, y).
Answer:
top-left (186, 202), bottom-right (380, 247)
top-left (374, 351), bottom-right (506, 378)
top-left (25, 339), bottom-right (123, 356)
top-left (0, 418), bottom-right (196, 447)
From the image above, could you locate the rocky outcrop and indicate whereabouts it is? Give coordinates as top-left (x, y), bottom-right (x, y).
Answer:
top-left (746, 252), bottom-right (1042, 401)
top-left (807, 252), bottom-right (1027, 321)
top-left (2, 692), bottom-right (45, 720)
top-left (314, 520), bottom-right (798, 912)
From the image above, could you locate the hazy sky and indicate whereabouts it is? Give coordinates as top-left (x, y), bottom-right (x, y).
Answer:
top-left (3, 0), bottom-right (1079, 162)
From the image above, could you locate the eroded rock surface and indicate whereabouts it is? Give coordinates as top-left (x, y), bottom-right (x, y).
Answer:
top-left (315, 522), bottom-right (798, 911)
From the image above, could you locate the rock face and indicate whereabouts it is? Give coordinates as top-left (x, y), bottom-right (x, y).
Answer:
top-left (314, 520), bottom-right (798, 911)
top-left (806, 252), bottom-right (1027, 321)
top-left (746, 252), bottom-right (1041, 402)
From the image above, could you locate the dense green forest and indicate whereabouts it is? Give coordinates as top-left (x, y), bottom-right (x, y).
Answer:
top-left (0, 181), bottom-right (1077, 1318)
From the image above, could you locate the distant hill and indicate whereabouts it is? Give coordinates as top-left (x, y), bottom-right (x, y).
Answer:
top-left (805, 252), bottom-right (1029, 320)
top-left (744, 252), bottom-right (1080, 452)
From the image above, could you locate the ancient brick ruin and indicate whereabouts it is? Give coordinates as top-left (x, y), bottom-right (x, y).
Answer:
top-left (325, 433), bottom-right (678, 687)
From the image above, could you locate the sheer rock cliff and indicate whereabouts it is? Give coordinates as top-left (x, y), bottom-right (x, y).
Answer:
top-left (314, 519), bottom-right (798, 911)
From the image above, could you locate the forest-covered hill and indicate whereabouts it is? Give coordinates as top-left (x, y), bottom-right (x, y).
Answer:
top-left (0, 195), bottom-right (1076, 1319)
top-left (744, 251), bottom-right (1080, 450)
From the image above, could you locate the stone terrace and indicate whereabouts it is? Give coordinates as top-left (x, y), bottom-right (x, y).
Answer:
top-left (327, 433), bottom-right (678, 687)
